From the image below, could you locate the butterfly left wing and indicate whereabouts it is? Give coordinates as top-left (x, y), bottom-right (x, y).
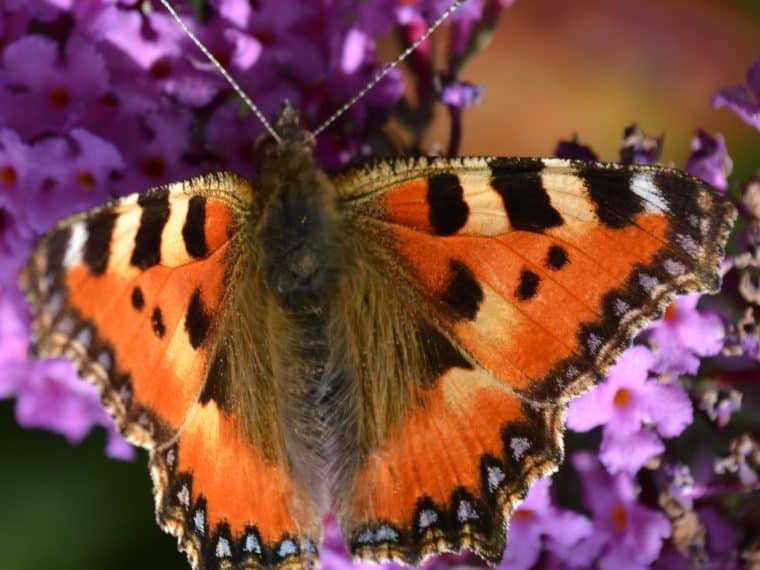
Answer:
top-left (331, 156), bottom-right (735, 565)
top-left (20, 173), bottom-right (321, 570)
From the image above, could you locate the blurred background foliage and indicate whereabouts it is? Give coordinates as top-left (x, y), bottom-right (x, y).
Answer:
top-left (2, 0), bottom-right (759, 568)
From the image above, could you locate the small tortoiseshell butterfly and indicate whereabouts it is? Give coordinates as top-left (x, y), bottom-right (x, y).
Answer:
top-left (19, 2), bottom-right (736, 569)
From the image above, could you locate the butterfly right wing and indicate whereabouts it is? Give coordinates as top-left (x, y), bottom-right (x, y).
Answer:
top-left (330, 156), bottom-right (734, 565)
top-left (20, 172), bottom-right (320, 570)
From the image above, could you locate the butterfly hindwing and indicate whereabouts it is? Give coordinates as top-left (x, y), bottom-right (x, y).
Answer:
top-left (151, 401), bottom-right (321, 570)
top-left (333, 156), bottom-right (734, 564)
top-left (20, 172), bottom-right (320, 570)
top-left (345, 365), bottom-right (563, 564)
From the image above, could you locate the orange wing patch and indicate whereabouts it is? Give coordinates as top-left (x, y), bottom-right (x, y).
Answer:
top-left (152, 400), bottom-right (320, 570)
top-left (344, 364), bottom-right (562, 565)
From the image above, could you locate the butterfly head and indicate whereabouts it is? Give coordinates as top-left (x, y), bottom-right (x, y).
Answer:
top-left (255, 102), bottom-right (343, 310)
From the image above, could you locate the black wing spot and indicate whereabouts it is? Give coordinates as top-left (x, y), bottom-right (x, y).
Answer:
top-left (442, 260), bottom-right (483, 321)
top-left (579, 166), bottom-right (642, 228)
top-left (427, 173), bottom-right (469, 235)
top-left (45, 227), bottom-right (71, 276)
top-left (515, 269), bottom-right (540, 301)
top-left (84, 210), bottom-right (117, 276)
top-left (200, 348), bottom-right (233, 413)
top-left (546, 245), bottom-right (568, 270)
top-left (151, 307), bottom-right (166, 339)
top-left (182, 196), bottom-right (208, 258)
top-left (131, 287), bottom-right (145, 311)
top-left (418, 322), bottom-right (473, 388)
top-left (186, 288), bottom-right (210, 349)
top-left (489, 158), bottom-right (563, 232)
top-left (131, 189), bottom-right (170, 269)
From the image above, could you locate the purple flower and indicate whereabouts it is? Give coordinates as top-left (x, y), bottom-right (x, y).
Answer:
top-left (619, 123), bottom-right (663, 165)
top-left (0, 34), bottom-right (109, 139)
top-left (684, 130), bottom-right (732, 192)
top-left (567, 346), bottom-right (693, 474)
top-left (646, 293), bottom-right (725, 375)
top-left (498, 478), bottom-right (594, 570)
top-left (572, 451), bottom-right (671, 569)
top-left (96, 5), bottom-right (226, 109)
top-left (699, 388), bottom-right (742, 428)
top-left (23, 128), bottom-right (124, 233)
top-left (0, 128), bottom-right (35, 277)
top-left (712, 57), bottom-right (760, 131)
top-left (14, 358), bottom-right (134, 460)
top-left (554, 135), bottom-right (599, 161)
top-left (439, 79), bottom-right (483, 109)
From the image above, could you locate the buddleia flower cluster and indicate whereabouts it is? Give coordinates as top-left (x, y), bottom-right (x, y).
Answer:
top-left (0, 1), bottom-right (757, 569)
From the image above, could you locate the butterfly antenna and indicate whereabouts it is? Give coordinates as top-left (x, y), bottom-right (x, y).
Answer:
top-left (312, 0), bottom-right (470, 137)
top-left (157, 0), bottom-right (282, 143)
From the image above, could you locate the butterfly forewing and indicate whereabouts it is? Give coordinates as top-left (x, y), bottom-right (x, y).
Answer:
top-left (331, 156), bottom-right (734, 564)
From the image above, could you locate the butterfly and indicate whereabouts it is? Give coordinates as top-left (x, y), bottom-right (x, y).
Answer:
top-left (18, 5), bottom-right (736, 570)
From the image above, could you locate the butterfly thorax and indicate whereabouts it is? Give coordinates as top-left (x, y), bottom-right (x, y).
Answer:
top-left (254, 103), bottom-right (344, 310)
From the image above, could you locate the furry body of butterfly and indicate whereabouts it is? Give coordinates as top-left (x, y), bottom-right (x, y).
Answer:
top-left (21, 102), bottom-right (735, 569)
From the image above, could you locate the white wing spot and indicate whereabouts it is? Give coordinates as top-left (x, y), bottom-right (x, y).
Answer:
top-left (457, 500), bottom-right (479, 522)
top-left (278, 539), bottom-right (297, 558)
top-left (48, 291), bottom-right (64, 315)
top-left (418, 509), bottom-right (438, 529)
top-left (375, 525), bottom-right (398, 542)
top-left (194, 508), bottom-right (205, 535)
top-left (216, 537), bottom-right (232, 558)
top-left (639, 273), bottom-right (659, 293)
top-left (244, 533), bottom-right (262, 554)
top-left (677, 234), bottom-right (699, 257)
top-left (586, 333), bottom-right (602, 354)
top-left (486, 465), bottom-right (505, 493)
top-left (177, 484), bottom-right (190, 508)
top-left (614, 298), bottom-right (631, 316)
top-left (630, 172), bottom-right (669, 212)
top-left (664, 258), bottom-right (686, 276)
top-left (75, 326), bottom-right (93, 348)
top-left (119, 384), bottom-right (132, 403)
top-left (301, 538), bottom-right (317, 553)
top-left (356, 529), bottom-right (374, 544)
top-left (63, 223), bottom-right (88, 267)
top-left (166, 448), bottom-right (176, 467)
top-left (511, 437), bottom-right (531, 460)
top-left (56, 313), bottom-right (76, 335)
top-left (688, 214), bottom-right (700, 228)
top-left (97, 350), bottom-right (112, 372)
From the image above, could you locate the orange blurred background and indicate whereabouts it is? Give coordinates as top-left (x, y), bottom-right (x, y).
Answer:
top-left (428, 0), bottom-right (759, 175)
